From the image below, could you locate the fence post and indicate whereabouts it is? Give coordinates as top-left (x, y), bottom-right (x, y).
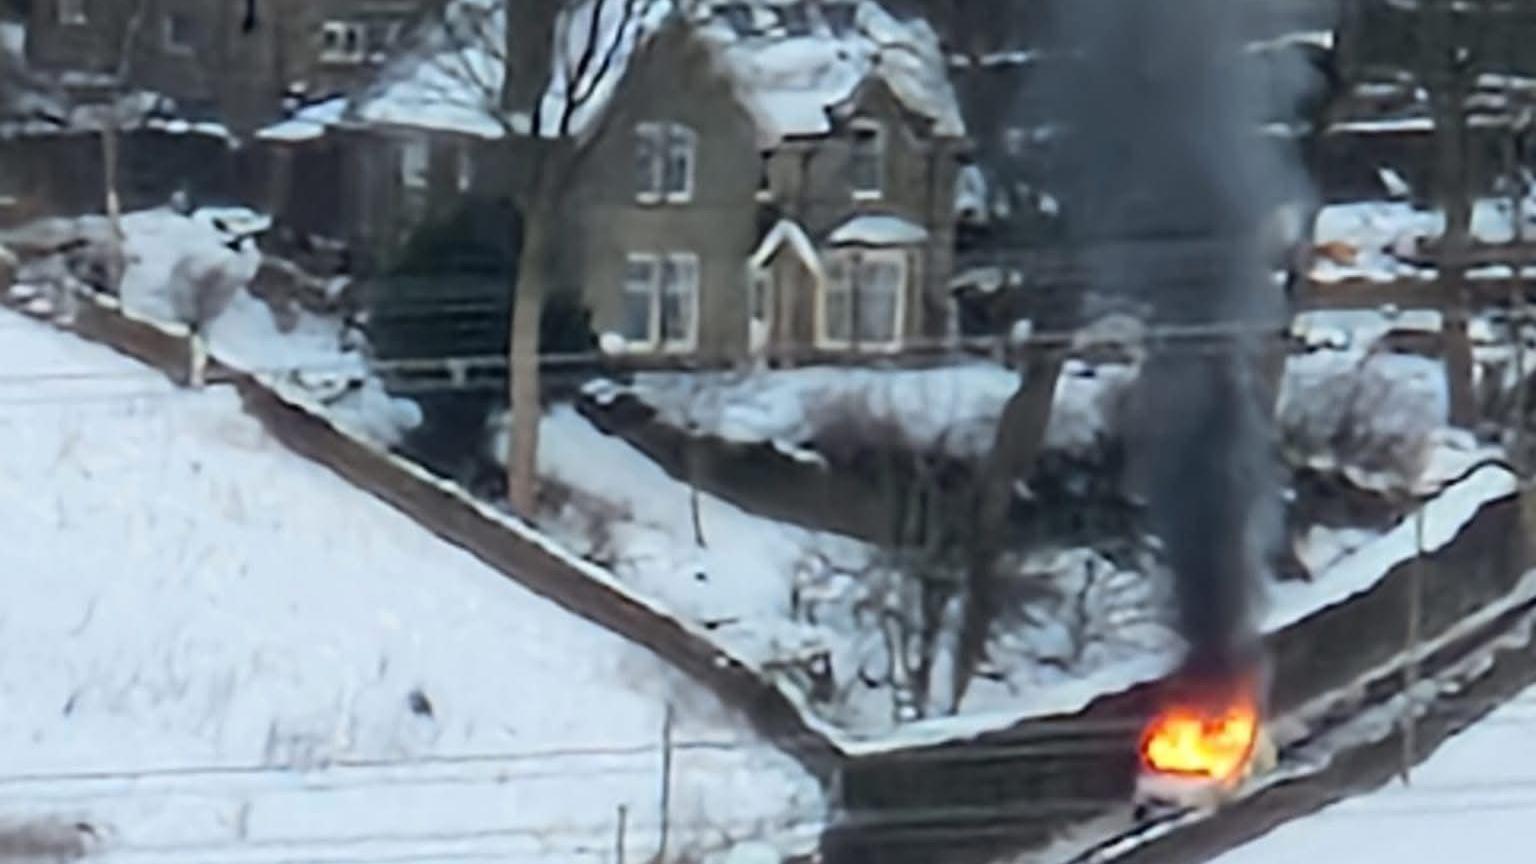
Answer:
top-left (1400, 503), bottom-right (1427, 783)
top-left (615, 804), bottom-right (628, 864)
top-left (657, 703), bottom-right (674, 862)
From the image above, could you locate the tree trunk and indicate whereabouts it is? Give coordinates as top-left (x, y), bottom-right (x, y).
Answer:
top-left (951, 339), bottom-right (1066, 709)
top-left (101, 119), bottom-right (125, 291)
top-left (507, 195), bottom-right (549, 515)
top-left (1429, 0), bottom-right (1478, 427)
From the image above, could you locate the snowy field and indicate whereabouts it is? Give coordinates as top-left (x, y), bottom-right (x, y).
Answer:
top-left (4, 207), bottom-right (422, 447)
top-left (0, 306), bottom-right (822, 863)
top-left (1217, 681), bottom-right (1536, 864)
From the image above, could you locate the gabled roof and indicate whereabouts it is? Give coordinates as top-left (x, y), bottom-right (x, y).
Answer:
top-left (269, 0), bottom-right (962, 148)
top-left (750, 218), bottom-right (823, 277)
top-left (692, 0), bottom-right (965, 146)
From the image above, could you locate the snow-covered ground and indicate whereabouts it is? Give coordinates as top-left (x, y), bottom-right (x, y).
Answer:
top-left (600, 359), bottom-right (1134, 463)
top-left (1311, 194), bottom-right (1536, 283)
top-left (1216, 680), bottom-right (1536, 864)
top-left (555, 309), bottom-right (1520, 747)
top-left (5, 207), bottom-right (422, 446)
top-left (0, 306), bottom-right (822, 863)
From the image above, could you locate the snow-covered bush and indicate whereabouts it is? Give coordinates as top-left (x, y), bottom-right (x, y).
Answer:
top-left (1279, 347), bottom-right (1448, 493)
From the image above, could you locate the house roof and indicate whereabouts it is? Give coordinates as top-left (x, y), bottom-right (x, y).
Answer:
top-left (692, 0), bottom-right (966, 146)
top-left (290, 0), bottom-right (963, 147)
top-left (827, 213), bottom-right (929, 246)
top-left (750, 218), bottom-right (823, 277)
top-left (255, 97), bottom-right (348, 143)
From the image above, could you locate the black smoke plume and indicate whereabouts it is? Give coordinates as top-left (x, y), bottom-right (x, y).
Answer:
top-left (1041, 0), bottom-right (1320, 678)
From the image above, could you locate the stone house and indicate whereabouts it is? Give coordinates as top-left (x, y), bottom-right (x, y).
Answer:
top-left (254, 0), bottom-right (967, 363)
top-left (24, 0), bottom-right (432, 132)
top-left (549, 0), bottom-right (967, 363)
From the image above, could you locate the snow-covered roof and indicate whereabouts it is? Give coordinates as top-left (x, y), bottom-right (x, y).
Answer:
top-left (750, 218), bottom-right (824, 277)
top-left (827, 213), bottom-right (929, 246)
top-left (255, 97), bottom-right (349, 142)
top-left (339, 0), bottom-right (511, 139)
top-left (334, 0), bottom-right (674, 140)
top-left (313, 0), bottom-right (962, 147)
top-left (694, 0), bottom-right (965, 145)
top-left (1244, 29), bottom-right (1335, 54)
top-left (0, 88), bottom-right (232, 141)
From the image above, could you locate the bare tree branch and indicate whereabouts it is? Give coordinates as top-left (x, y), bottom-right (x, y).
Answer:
top-left (574, 0), bottom-right (640, 110)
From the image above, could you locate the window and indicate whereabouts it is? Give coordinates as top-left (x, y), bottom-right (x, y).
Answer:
top-left (850, 120), bottom-right (884, 200)
top-left (820, 250), bottom-right (905, 349)
top-left (622, 255), bottom-right (658, 344)
top-left (320, 20), bottom-right (367, 64)
top-left (163, 12), bottom-right (194, 53)
top-left (57, 0), bottom-right (86, 25)
top-left (664, 126), bottom-right (696, 203)
top-left (659, 254), bottom-right (698, 346)
top-left (635, 122), bottom-right (695, 204)
top-left (400, 139), bottom-right (429, 191)
top-left (621, 252), bottom-right (699, 350)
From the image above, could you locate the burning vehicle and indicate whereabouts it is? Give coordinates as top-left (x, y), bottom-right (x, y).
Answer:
top-left (1133, 664), bottom-right (1278, 814)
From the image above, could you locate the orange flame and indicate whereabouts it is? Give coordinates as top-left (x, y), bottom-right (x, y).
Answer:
top-left (1140, 694), bottom-right (1260, 784)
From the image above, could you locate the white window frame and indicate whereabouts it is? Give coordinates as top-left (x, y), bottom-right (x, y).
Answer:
top-left (320, 20), bottom-right (367, 64)
top-left (635, 122), bottom-right (664, 204)
top-left (659, 252), bottom-right (699, 350)
top-left (664, 125), bottom-right (697, 204)
top-left (635, 122), bottom-right (695, 205)
top-left (399, 138), bottom-right (430, 191)
top-left (162, 11), bottom-right (194, 54)
top-left (622, 253), bottom-right (660, 347)
top-left (817, 248), bottom-right (906, 351)
top-left (57, 0), bottom-right (87, 25)
top-left (621, 252), bottom-right (700, 352)
top-left (849, 119), bottom-right (885, 201)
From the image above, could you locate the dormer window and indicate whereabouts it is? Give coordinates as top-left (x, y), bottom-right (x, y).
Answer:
top-left (635, 122), bottom-right (696, 204)
top-left (850, 119), bottom-right (884, 200)
top-left (320, 20), bottom-right (367, 64)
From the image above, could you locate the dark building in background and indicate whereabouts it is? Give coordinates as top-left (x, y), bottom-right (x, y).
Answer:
top-left (24, 0), bottom-right (433, 132)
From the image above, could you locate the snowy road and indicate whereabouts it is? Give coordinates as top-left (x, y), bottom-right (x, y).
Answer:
top-left (0, 306), bottom-right (822, 862)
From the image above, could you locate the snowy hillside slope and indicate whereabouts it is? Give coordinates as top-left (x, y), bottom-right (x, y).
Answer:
top-left (1216, 680), bottom-right (1536, 864)
top-left (0, 307), bottom-right (822, 863)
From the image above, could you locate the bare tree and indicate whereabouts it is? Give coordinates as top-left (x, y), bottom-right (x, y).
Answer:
top-left (426, 0), bottom-right (648, 513)
top-left (1424, 0), bottom-right (1480, 427)
top-left (951, 286), bottom-right (1072, 709)
top-left (100, 0), bottom-right (150, 292)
